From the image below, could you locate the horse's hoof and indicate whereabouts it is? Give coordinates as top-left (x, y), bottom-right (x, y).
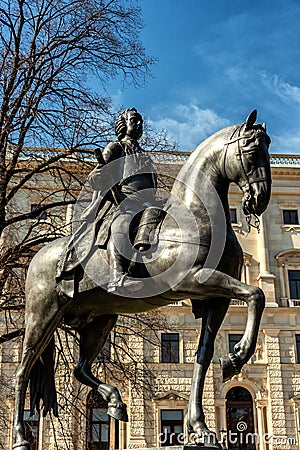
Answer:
top-left (187, 420), bottom-right (221, 448)
top-left (220, 353), bottom-right (242, 382)
top-left (107, 401), bottom-right (128, 422)
top-left (13, 441), bottom-right (30, 450)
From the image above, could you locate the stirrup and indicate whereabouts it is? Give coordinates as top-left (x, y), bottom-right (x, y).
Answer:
top-left (107, 274), bottom-right (144, 293)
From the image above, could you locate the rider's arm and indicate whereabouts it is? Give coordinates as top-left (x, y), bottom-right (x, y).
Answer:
top-left (88, 142), bottom-right (121, 191)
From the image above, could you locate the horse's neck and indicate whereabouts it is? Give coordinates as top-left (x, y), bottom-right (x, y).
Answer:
top-left (171, 144), bottom-right (230, 212)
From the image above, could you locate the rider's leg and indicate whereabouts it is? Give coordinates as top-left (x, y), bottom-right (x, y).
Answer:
top-left (73, 314), bottom-right (128, 421)
top-left (107, 212), bottom-right (143, 293)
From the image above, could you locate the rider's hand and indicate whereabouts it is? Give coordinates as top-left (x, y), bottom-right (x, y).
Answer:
top-left (88, 165), bottom-right (113, 192)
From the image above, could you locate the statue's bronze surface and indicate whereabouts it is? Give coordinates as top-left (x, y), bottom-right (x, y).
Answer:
top-left (13, 109), bottom-right (271, 450)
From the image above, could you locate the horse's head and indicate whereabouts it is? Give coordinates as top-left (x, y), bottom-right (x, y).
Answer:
top-left (225, 110), bottom-right (271, 224)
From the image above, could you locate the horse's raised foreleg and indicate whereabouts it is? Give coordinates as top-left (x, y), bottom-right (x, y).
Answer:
top-left (73, 314), bottom-right (128, 422)
top-left (192, 268), bottom-right (265, 382)
top-left (187, 298), bottom-right (230, 448)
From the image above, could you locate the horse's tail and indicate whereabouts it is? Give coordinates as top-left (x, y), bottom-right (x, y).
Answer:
top-left (30, 337), bottom-right (58, 417)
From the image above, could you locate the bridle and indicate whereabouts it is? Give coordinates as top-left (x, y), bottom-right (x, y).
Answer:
top-left (223, 123), bottom-right (269, 232)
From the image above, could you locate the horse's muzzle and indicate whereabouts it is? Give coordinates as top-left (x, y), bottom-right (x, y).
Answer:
top-left (242, 181), bottom-right (270, 217)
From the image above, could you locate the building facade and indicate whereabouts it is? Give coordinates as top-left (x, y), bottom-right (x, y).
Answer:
top-left (0, 152), bottom-right (300, 450)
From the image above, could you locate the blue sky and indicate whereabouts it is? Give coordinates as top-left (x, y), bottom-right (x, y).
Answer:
top-left (110, 0), bottom-right (300, 154)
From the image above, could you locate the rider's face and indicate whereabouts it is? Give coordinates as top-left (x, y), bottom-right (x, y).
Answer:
top-left (125, 112), bottom-right (143, 140)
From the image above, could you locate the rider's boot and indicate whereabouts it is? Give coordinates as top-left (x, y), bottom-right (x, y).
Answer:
top-left (107, 237), bottom-right (143, 294)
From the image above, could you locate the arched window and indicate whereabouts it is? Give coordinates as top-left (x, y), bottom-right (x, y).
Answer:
top-left (86, 391), bottom-right (119, 450)
top-left (226, 387), bottom-right (256, 450)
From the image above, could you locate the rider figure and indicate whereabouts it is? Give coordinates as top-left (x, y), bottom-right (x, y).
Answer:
top-left (88, 108), bottom-right (157, 294)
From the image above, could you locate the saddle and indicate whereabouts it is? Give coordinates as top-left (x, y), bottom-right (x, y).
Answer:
top-left (57, 204), bottom-right (166, 298)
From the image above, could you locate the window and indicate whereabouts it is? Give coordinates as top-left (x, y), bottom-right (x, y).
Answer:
top-left (86, 391), bottom-right (119, 450)
top-left (89, 408), bottom-right (110, 448)
top-left (229, 208), bottom-right (238, 224)
top-left (283, 209), bottom-right (299, 225)
top-left (288, 270), bottom-right (300, 299)
top-left (31, 204), bottom-right (47, 220)
top-left (275, 250), bottom-right (300, 306)
top-left (228, 334), bottom-right (243, 354)
top-left (24, 411), bottom-right (39, 450)
top-left (226, 387), bottom-right (255, 450)
top-left (161, 333), bottom-right (179, 363)
top-left (160, 409), bottom-right (183, 446)
top-left (296, 335), bottom-right (300, 363)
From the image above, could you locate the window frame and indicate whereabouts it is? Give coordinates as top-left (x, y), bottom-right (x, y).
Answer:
top-left (86, 391), bottom-right (119, 450)
top-left (295, 334), bottom-right (300, 364)
top-left (88, 407), bottom-right (110, 446)
top-left (278, 203), bottom-right (300, 232)
top-left (228, 204), bottom-right (242, 229)
top-left (275, 250), bottom-right (300, 307)
top-left (283, 209), bottom-right (299, 225)
top-left (161, 333), bottom-right (180, 363)
top-left (23, 410), bottom-right (39, 450)
top-left (228, 333), bottom-right (243, 354)
top-left (160, 409), bottom-right (184, 446)
top-left (288, 270), bottom-right (300, 300)
top-left (229, 208), bottom-right (238, 224)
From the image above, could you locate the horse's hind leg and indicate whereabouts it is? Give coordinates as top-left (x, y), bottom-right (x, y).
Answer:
top-left (187, 298), bottom-right (230, 447)
top-left (14, 301), bottom-right (65, 450)
top-left (73, 314), bottom-right (128, 422)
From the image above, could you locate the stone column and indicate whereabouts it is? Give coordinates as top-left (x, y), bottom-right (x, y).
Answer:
top-left (202, 364), bottom-right (216, 434)
top-left (290, 397), bottom-right (300, 448)
top-left (244, 261), bottom-right (251, 285)
top-left (255, 399), bottom-right (267, 450)
top-left (215, 398), bottom-right (227, 446)
top-left (277, 263), bottom-right (289, 307)
top-left (257, 214), bottom-right (277, 306)
top-left (127, 334), bottom-right (148, 449)
top-left (264, 330), bottom-right (287, 449)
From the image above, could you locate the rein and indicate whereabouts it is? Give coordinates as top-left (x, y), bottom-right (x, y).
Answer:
top-left (224, 124), bottom-right (263, 233)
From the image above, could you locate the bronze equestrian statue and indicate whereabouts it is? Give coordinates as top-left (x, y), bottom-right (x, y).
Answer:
top-left (13, 109), bottom-right (271, 449)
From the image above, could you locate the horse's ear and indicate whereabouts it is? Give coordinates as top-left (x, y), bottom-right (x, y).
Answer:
top-left (245, 109), bottom-right (257, 130)
top-left (262, 122), bottom-right (266, 132)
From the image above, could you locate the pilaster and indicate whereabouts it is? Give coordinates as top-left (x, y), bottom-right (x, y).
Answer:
top-left (257, 214), bottom-right (277, 306)
top-left (202, 364), bottom-right (216, 432)
top-left (127, 334), bottom-right (148, 449)
top-left (264, 330), bottom-right (287, 449)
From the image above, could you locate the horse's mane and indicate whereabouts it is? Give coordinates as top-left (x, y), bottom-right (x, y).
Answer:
top-left (175, 124), bottom-right (239, 182)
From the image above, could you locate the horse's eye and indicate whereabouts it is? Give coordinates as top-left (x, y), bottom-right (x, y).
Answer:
top-left (245, 151), bottom-right (257, 161)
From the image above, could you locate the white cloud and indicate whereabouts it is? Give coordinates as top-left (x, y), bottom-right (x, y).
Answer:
top-left (260, 72), bottom-right (300, 105)
top-left (149, 103), bottom-right (230, 152)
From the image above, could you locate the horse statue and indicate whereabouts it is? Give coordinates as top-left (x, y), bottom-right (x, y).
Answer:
top-left (13, 109), bottom-right (271, 449)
